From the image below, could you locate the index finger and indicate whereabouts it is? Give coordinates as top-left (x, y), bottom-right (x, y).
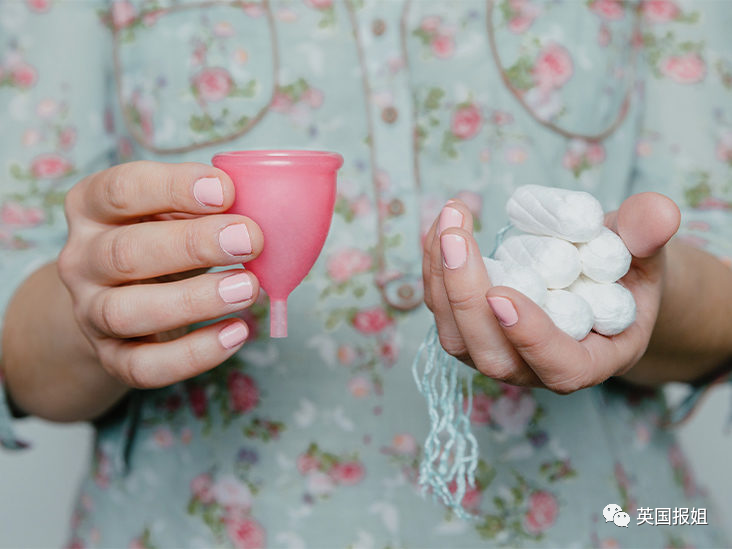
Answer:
top-left (81, 161), bottom-right (235, 223)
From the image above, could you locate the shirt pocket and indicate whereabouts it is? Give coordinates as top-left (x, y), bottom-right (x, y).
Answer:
top-left (109, 0), bottom-right (278, 154)
top-left (402, 0), bottom-right (640, 242)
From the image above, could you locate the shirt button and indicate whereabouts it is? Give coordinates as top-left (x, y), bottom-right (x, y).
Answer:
top-left (381, 273), bottom-right (424, 311)
top-left (381, 106), bottom-right (398, 124)
top-left (372, 18), bottom-right (386, 36)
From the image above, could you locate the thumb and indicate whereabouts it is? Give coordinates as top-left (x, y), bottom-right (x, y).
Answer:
top-left (605, 192), bottom-right (681, 259)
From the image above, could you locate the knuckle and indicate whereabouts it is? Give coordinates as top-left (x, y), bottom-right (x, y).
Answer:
top-left (107, 228), bottom-right (136, 276)
top-left (182, 222), bottom-right (208, 266)
top-left (125, 354), bottom-right (152, 389)
top-left (179, 337), bottom-right (206, 374)
top-left (429, 258), bottom-right (445, 280)
top-left (56, 245), bottom-right (76, 284)
top-left (446, 291), bottom-right (483, 313)
top-left (545, 371), bottom-right (590, 395)
top-left (96, 292), bottom-right (131, 338)
top-left (438, 331), bottom-right (466, 357)
top-left (104, 167), bottom-right (131, 213)
top-left (179, 282), bottom-right (207, 319)
top-left (474, 354), bottom-right (517, 381)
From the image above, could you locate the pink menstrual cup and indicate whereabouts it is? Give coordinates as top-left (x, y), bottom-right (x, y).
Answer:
top-left (212, 150), bottom-right (344, 338)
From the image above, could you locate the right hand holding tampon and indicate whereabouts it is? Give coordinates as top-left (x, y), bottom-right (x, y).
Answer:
top-left (421, 190), bottom-right (680, 394)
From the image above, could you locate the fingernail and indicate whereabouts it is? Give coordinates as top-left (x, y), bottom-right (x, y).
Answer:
top-left (487, 296), bottom-right (518, 327)
top-left (438, 206), bottom-right (463, 234)
top-left (193, 177), bottom-right (223, 207)
top-left (219, 322), bottom-right (249, 349)
top-left (219, 224), bottom-right (252, 256)
top-left (218, 273), bottom-right (253, 303)
top-left (441, 234), bottom-right (467, 269)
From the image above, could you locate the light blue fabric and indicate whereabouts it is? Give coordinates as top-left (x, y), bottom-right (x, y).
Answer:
top-left (1, 1), bottom-right (731, 547)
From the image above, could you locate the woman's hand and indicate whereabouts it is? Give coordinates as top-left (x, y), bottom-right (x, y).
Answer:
top-left (422, 192), bottom-right (681, 394)
top-left (57, 161), bottom-right (264, 389)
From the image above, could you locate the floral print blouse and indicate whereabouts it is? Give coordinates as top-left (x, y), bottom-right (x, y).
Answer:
top-left (1, 0), bottom-right (731, 547)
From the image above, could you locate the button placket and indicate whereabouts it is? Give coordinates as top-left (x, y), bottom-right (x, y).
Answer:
top-left (349, 0), bottom-right (424, 311)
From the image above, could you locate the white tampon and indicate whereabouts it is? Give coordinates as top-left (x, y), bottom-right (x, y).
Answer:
top-left (567, 275), bottom-right (636, 336)
top-left (495, 234), bottom-right (581, 289)
top-left (541, 289), bottom-right (594, 341)
top-left (506, 184), bottom-right (605, 242)
top-left (482, 257), bottom-right (548, 306)
top-left (576, 227), bottom-right (632, 283)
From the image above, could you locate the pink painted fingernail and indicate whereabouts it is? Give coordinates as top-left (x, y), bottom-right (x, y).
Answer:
top-left (219, 224), bottom-right (252, 256)
top-left (438, 206), bottom-right (463, 234)
top-left (219, 322), bottom-right (248, 349)
top-left (487, 296), bottom-right (518, 327)
top-left (218, 273), bottom-right (253, 303)
top-left (440, 233), bottom-right (467, 269)
top-left (193, 177), bottom-right (223, 207)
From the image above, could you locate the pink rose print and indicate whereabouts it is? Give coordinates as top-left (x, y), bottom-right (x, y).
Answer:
top-left (305, 0), bottom-right (332, 9)
top-left (227, 371), bottom-right (259, 413)
top-left (415, 16), bottom-right (456, 60)
top-left (26, 0), bottom-right (51, 13)
top-left (214, 21), bottom-right (235, 37)
top-left (330, 461), bottom-right (365, 485)
top-left (469, 393), bottom-right (492, 424)
top-left (598, 24), bottom-right (611, 47)
top-left (454, 190), bottom-right (483, 219)
top-left (111, 0), bottom-right (136, 29)
top-left (326, 248), bottom-right (372, 282)
top-left (153, 427), bottom-right (174, 448)
top-left (506, 0), bottom-right (541, 34)
top-left (302, 87), bottom-right (324, 108)
top-left (351, 306), bottom-right (394, 334)
top-left (224, 516), bottom-right (266, 549)
top-left (391, 433), bottom-right (417, 455)
top-left (642, 0), bottom-right (680, 23)
top-left (490, 393), bottom-right (537, 435)
top-left (661, 53), bottom-right (706, 84)
top-left (186, 384), bottom-right (208, 418)
top-left (431, 34), bottom-right (455, 59)
top-left (532, 43), bottom-right (573, 90)
top-left (447, 478), bottom-right (482, 510)
top-left (523, 491), bottom-right (558, 534)
top-left (420, 15), bottom-right (441, 32)
top-left (1, 202), bottom-right (44, 228)
top-left (717, 129), bottom-right (732, 164)
top-left (12, 64), bottom-right (37, 89)
top-left (337, 344), bottom-right (357, 365)
top-left (563, 139), bottom-right (606, 176)
top-left (30, 153), bottom-right (72, 179)
top-left (450, 104), bottom-right (483, 140)
top-left (142, 9), bottom-right (164, 26)
top-left (590, 0), bottom-right (624, 20)
top-left (296, 453), bottom-right (320, 474)
top-left (492, 110), bottom-right (514, 126)
top-left (378, 339), bottom-right (398, 366)
top-left (524, 86), bottom-right (562, 121)
top-left (59, 127), bottom-right (77, 150)
top-left (214, 476), bottom-right (253, 509)
top-left (193, 67), bottom-right (233, 102)
top-left (348, 375), bottom-right (372, 398)
top-left (190, 473), bottom-right (215, 504)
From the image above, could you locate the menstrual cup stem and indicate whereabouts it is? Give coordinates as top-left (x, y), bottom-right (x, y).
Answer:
top-left (270, 299), bottom-right (288, 338)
